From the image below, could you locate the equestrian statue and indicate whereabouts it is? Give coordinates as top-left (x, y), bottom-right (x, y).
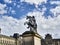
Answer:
top-left (24, 16), bottom-right (37, 33)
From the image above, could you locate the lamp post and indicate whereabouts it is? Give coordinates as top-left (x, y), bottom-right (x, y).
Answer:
top-left (0, 28), bottom-right (1, 33)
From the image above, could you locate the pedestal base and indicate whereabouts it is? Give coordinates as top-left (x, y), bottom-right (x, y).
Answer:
top-left (21, 31), bottom-right (42, 45)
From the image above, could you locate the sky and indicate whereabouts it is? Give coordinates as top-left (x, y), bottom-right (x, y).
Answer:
top-left (0, 0), bottom-right (60, 38)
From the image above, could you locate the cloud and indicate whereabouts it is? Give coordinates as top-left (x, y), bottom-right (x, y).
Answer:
top-left (0, 0), bottom-right (60, 38)
top-left (4, 0), bottom-right (12, 3)
top-left (24, 0), bottom-right (47, 4)
top-left (11, 10), bottom-right (16, 14)
top-left (50, 1), bottom-right (60, 5)
top-left (50, 0), bottom-right (60, 17)
top-left (50, 6), bottom-right (60, 17)
top-left (0, 16), bottom-right (27, 36)
top-left (0, 3), bottom-right (7, 15)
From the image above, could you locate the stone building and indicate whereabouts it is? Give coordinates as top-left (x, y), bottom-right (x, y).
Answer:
top-left (0, 33), bottom-right (21, 45)
top-left (41, 34), bottom-right (60, 45)
top-left (0, 34), bottom-right (15, 45)
top-left (0, 32), bottom-right (60, 45)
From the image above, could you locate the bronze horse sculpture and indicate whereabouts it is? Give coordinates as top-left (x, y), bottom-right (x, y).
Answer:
top-left (24, 16), bottom-right (37, 33)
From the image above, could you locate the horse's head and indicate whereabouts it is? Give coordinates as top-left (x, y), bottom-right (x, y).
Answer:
top-left (32, 16), bottom-right (35, 18)
top-left (26, 16), bottom-right (31, 19)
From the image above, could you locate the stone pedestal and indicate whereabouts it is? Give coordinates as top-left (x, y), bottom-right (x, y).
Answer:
top-left (21, 31), bottom-right (42, 45)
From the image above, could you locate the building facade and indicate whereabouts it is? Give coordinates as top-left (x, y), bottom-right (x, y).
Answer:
top-left (0, 34), bottom-right (15, 45)
top-left (41, 34), bottom-right (60, 45)
top-left (0, 33), bottom-right (60, 45)
top-left (0, 33), bottom-right (21, 45)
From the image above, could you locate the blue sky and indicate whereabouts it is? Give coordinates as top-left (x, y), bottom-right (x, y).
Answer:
top-left (0, 0), bottom-right (60, 38)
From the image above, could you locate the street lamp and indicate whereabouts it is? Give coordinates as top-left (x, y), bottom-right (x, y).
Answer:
top-left (0, 28), bottom-right (1, 33)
